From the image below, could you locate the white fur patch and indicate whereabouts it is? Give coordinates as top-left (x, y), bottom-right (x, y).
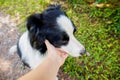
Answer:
top-left (57, 15), bottom-right (85, 57)
top-left (57, 15), bottom-right (74, 35)
top-left (18, 31), bottom-right (46, 69)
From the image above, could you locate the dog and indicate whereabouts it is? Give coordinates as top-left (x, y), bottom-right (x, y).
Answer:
top-left (14, 5), bottom-right (87, 79)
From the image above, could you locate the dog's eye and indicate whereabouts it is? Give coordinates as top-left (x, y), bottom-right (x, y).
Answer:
top-left (62, 37), bottom-right (69, 45)
top-left (61, 32), bottom-right (69, 45)
top-left (62, 39), bottom-right (68, 44)
top-left (62, 40), bottom-right (68, 45)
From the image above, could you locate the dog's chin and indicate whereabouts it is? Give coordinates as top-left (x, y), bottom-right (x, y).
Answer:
top-left (68, 53), bottom-right (81, 57)
top-left (60, 49), bottom-right (81, 57)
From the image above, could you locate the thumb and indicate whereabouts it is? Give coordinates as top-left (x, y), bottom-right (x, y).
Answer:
top-left (45, 40), bottom-right (54, 50)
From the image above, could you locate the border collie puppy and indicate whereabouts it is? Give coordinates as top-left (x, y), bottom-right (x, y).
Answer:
top-left (17, 5), bottom-right (86, 69)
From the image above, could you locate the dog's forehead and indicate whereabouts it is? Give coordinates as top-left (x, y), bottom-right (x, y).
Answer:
top-left (57, 15), bottom-right (74, 35)
top-left (43, 8), bottom-right (63, 17)
top-left (42, 9), bottom-right (64, 23)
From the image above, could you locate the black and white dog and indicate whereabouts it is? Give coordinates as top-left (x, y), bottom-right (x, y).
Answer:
top-left (17, 5), bottom-right (86, 69)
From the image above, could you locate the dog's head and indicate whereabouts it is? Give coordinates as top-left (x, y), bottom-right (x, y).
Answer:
top-left (27, 5), bottom-right (86, 57)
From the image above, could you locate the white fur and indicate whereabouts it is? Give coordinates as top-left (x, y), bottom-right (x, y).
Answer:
top-left (18, 31), bottom-right (46, 69)
top-left (57, 15), bottom-right (85, 57)
top-left (18, 31), bottom-right (59, 80)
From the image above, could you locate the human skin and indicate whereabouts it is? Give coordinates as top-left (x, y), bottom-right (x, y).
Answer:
top-left (18, 40), bottom-right (68, 80)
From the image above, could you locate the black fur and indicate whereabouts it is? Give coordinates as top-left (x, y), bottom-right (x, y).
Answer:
top-left (26, 5), bottom-right (70, 54)
top-left (17, 41), bottom-right (22, 58)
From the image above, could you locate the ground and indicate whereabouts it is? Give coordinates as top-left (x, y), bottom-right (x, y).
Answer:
top-left (0, 12), bottom-right (31, 80)
top-left (0, 12), bottom-right (71, 80)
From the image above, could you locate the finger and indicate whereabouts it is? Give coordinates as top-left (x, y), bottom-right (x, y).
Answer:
top-left (45, 40), bottom-right (54, 50)
top-left (56, 48), bottom-right (69, 58)
top-left (61, 52), bottom-right (68, 59)
top-left (63, 53), bottom-right (68, 59)
top-left (56, 48), bottom-right (68, 54)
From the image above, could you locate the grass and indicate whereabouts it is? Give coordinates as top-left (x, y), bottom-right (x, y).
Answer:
top-left (0, 0), bottom-right (120, 80)
top-left (0, 0), bottom-right (50, 32)
top-left (64, 0), bottom-right (120, 80)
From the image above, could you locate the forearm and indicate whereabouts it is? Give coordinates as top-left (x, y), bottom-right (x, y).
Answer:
top-left (18, 40), bottom-right (68, 80)
top-left (18, 58), bottom-right (60, 80)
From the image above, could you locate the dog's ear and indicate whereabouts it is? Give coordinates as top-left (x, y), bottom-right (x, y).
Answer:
top-left (26, 14), bottom-right (47, 53)
top-left (26, 13), bottom-right (44, 44)
top-left (27, 13), bottom-right (43, 31)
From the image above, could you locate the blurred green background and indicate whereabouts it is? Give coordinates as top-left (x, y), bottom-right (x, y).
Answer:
top-left (0, 0), bottom-right (120, 80)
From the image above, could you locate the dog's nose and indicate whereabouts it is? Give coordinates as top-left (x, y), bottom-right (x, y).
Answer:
top-left (80, 49), bottom-right (86, 55)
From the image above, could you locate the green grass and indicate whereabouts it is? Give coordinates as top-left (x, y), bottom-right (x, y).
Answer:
top-left (0, 0), bottom-right (120, 80)
top-left (64, 0), bottom-right (120, 80)
top-left (0, 0), bottom-right (50, 18)
top-left (0, 0), bottom-right (50, 33)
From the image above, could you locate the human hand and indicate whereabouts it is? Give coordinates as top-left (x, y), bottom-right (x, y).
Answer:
top-left (45, 40), bottom-right (68, 67)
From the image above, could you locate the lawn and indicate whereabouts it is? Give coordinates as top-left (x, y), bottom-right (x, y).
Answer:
top-left (0, 0), bottom-right (120, 80)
